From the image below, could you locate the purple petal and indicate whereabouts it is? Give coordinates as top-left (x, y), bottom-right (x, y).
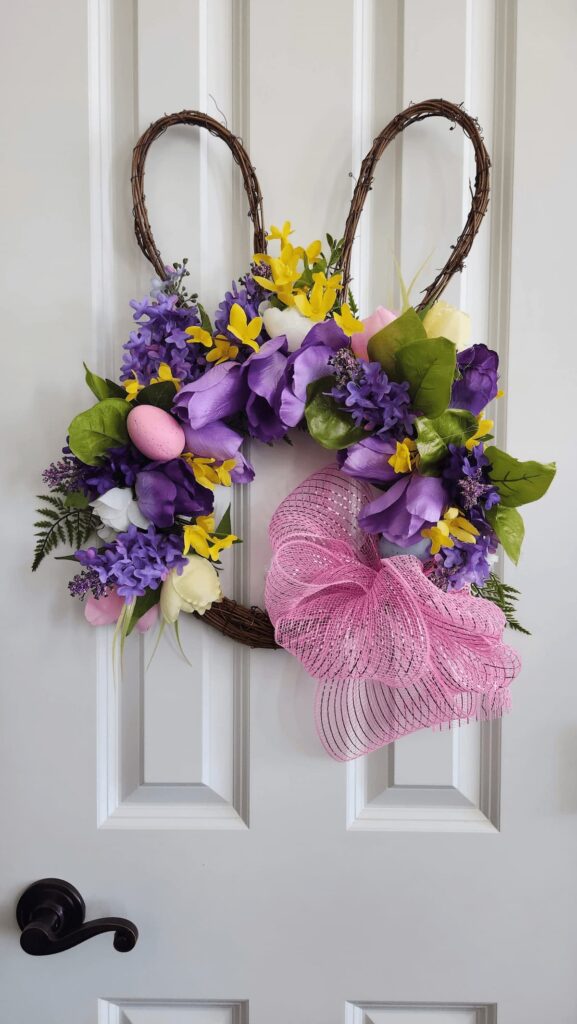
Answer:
top-left (136, 470), bottom-right (177, 528)
top-left (173, 361), bottom-right (247, 428)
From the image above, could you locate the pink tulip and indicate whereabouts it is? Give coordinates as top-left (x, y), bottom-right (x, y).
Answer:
top-left (351, 305), bottom-right (397, 360)
top-left (84, 590), bottom-right (159, 632)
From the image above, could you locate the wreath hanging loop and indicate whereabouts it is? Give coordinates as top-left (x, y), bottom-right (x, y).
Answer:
top-left (338, 98), bottom-right (491, 309)
top-left (131, 110), bottom-right (267, 279)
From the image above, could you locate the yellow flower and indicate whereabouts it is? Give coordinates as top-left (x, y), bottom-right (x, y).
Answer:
top-left (182, 455), bottom-right (237, 490)
top-left (160, 554), bottom-right (222, 622)
top-left (465, 412), bottom-right (494, 451)
top-left (421, 506), bottom-right (479, 554)
top-left (124, 372), bottom-right (143, 402)
top-left (333, 302), bottom-right (364, 337)
top-left (299, 240), bottom-right (322, 263)
top-left (388, 438), bottom-right (417, 474)
top-left (206, 336), bottom-right (239, 364)
top-left (266, 220), bottom-right (294, 247)
top-left (227, 303), bottom-right (262, 352)
top-left (150, 362), bottom-right (181, 390)
top-left (185, 326), bottom-right (213, 348)
top-left (183, 514), bottom-right (237, 562)
top-left (253, 243), bottom-right (303, 306)
top-left (294, 278), bottom-right (336, 322)
top-left (313, 269), bottom-right (343, 289)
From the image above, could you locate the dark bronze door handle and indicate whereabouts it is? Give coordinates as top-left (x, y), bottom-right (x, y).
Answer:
top-left (16, 879), bottom-right (138, 955)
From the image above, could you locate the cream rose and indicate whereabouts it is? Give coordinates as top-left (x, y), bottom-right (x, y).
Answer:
top-left (422, 301), bottom-right (471, 351)
top-left (160, 555), bottom-right (222, 623)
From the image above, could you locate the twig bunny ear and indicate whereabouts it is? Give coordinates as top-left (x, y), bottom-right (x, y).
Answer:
top-left (131, 110), bottom-right (267, 277)
top-left (338, 98), bottom-right (491, 309)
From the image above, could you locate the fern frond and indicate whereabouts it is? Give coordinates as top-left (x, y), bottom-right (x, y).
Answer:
top-left (471, 572), bottom-right (530, 635)
top-left (32, 495), bottom-right (95, 572)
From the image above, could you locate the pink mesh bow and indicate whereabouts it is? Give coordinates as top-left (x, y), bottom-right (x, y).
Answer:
top-left (265, 467), bottom-right (521, 760)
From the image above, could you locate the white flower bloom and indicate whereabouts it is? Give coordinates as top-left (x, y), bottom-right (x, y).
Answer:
top-left (160, 555), bottom-right (222, 623)
top-left (263, 305), bottom-right (315, 352)
top-left (91, 487), bottom-right (149, 534)
top-left (422, 301), bottom-right (471, 351)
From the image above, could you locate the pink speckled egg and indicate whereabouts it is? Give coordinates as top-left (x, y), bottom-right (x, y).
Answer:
top-left (127, 405), bottom-right (185, 462)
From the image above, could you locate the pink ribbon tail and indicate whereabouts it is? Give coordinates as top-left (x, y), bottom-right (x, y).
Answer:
top-left (265, 466), bottom-right (521, 760)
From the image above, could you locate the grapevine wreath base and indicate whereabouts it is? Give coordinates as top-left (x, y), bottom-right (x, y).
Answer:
top-left (34, 100), bottom-right (555, 760)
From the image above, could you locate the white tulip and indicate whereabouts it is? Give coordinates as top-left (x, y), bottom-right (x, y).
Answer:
top-left (160, 555), bottom-right (222, 623)
top-left (263, 305), bottom-right (315, 351)
top-left (422, 301), bottom-right (471, 351)
top-left (91, 487), bottom-right (149, 534)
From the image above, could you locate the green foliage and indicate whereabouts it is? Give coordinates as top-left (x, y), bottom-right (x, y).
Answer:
top-left (395, 337), bottom-right (456, 418)
top-left (197, 302), bottom-right (213, 334)
top-left (84, 363), bottom-right (125, 401)
top-left (135, 381), bottom-right (177, 410)
top-left (125, 589), bottom-right (161, 636)
top-left (415, 410), bottom-right (478, 474)
top-left (216, 504), bottom-right (232, 537)
top-left (305, 376), bottom-right (365, 450)
top-left (68, 398), bottom-right (130, 465)
top-left (471, 572), bottom-right (530, 635)
top-left (32, 494), bottom-right (95, 571)
top-left (347, 289), bottom-right (359, 317)
top-left (64, 491), bottom-right (89, 509)
top-left (485, 447), bottom-right (556, 507)
top-left (486, 504), bottom-right (525, 565)
top-left (367, 307), bottom-right (427, 377)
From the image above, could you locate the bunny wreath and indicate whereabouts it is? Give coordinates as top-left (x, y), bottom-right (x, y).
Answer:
top-left (34, 99), bottom-right (555, 752)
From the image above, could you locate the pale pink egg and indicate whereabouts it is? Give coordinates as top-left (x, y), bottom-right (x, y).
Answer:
top-left (127, 405), bottom-right (185, 462)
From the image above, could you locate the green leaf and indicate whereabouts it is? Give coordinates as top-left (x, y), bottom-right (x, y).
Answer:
top-left (486, 504), bottom-right (525, 565)
top-left (126, 589), bottom-right (161, 636)
top-left (367, 308), bottom-right (427, 377)
top-left (197, 302), bottom-right (213, 335)
top-left (485, 446), bottom-right (556, 507)
top-left (135, 381), bottom-right (177, 410)
top-left (395, 336), bottom-right (456, 418)
top-left (216, 504), bottom-right (232, 536)
top-left (305, 376), bottom-right (365, 451)
top-left (471, 572), bottom-right (530, 634)
top-left (68, 398), bottom-right (130, 466)
top-left (84, 363), bottom-right (124, 400)
top-left (415, 409), bottom-right (478, 474)
top-left (64, 491), bottom-right (89, 509)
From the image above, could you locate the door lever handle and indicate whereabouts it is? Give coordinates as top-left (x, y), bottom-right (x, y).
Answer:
top-left (16, 878), bottom-right (138, 955)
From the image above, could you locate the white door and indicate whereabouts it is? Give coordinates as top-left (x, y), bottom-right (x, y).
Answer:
top-left (1, 1), bottom-right (576, 1021)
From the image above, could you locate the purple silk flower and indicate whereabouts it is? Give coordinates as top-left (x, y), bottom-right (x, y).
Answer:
top-left (278, 319), bottom-right (349, 428)
top-left (358, 473), bottom-right (449, 545)
top-left (338, 436), bottom-right (398, 487)
top-left (173, 337), bottom-right (289, 444)
top-left (135, 459), bottom-right (213, 528)
top-left (451, 343), bottom-right (499, 415)
top-left (183, 421), bottom-right (254, 484)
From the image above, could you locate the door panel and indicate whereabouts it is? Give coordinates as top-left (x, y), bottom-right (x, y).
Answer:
top-left (1, 1), bottom-right (576, 1022)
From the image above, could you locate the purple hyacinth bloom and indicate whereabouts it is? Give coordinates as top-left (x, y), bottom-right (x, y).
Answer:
top-left (83, 444), bottom-right (149, 497)
top-left (443, 443), bottom-right (500, 513)
top-left (135, 459), bottom-right (213, 528)
top-left (120, 292), bottom-right (205, 387)
top-left (359, 473), bottom-right (449, 545)
top-left (42, 453), bottom-right (92, 494)
top-left (338, 436), bottom-right (398, 486)
top-left (278, 319), bottom-right (349, 428)
top-left (452, 343), bottom-right (499, 415)
top-left (183, 421), bottom-right (254, 483)
top-left (214, 276), bottom-right (268, 357)
top-left (75, 525), bottom-right (187, 600)
top-left (331, 360), bottom-right (414, 439)
top-left (437, 532), bottom-right (493, 591)
top-left (68, 567), bottom-right (109, 600)
top-left (174, 337), bottom-right (290, 443)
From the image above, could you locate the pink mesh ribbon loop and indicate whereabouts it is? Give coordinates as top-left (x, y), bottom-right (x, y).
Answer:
top-left (265, 467), bottom-right (521, 760)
